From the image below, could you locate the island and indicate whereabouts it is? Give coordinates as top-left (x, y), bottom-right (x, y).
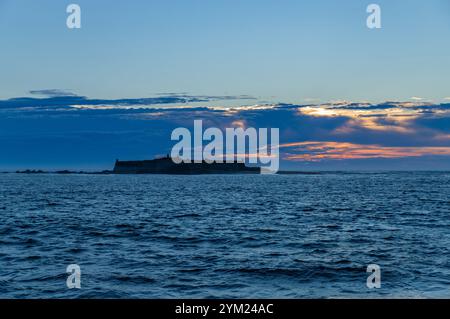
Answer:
top-left (113, 155), bottom-right (260, 175)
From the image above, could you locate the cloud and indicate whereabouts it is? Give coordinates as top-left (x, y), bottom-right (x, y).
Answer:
top-left (1, 93), bottom-right (450, 170)
top-left (281, 141), bottom-right (450, 161)
top-left (29, 89), bottom-right (79, 97)
top-left (0, 92), bottom-right (256, 110)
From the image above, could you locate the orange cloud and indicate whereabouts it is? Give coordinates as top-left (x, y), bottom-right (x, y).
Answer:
top-left (280, 141), bottom-right (450, 161)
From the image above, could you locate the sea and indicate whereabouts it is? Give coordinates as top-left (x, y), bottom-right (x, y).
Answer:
top-left (0, 172), bottom-right (449, 298)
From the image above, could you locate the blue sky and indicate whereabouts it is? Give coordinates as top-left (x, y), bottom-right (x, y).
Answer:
top-left (1, 0), bottom-right (450, 102)
top-left (0, 0), bottom-right (450, 170)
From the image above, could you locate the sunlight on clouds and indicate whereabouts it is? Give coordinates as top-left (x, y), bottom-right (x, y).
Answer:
top-left (231, 120), bottom-right (247, 129)
top-left (297, 101), bottom-right (449, 133)
top-left (280, 141), bottom-right (450, 161)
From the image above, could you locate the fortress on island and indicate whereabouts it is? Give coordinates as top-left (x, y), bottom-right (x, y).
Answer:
top-left (113, 155), bottom-right (260, 175)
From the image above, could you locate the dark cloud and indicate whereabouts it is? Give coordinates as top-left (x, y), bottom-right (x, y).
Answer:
top-left (154, 92), bottom-right (256, 101)
top-left (29, 89), bottom-right (80, 97)
top-left (0, 92), bottom-right (256, 110)
top-left (331, 102), bottom-right (396, 110)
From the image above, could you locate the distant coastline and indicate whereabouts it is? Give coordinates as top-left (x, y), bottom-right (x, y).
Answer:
top-left (4, 155), bottom-right (321, 175)
top-left (12, 169), bottom-right (113, 175)
top-left (7, 169), bottom-right (320, 175)
top-left (10, 158), bottom-right (448, 175)
top-left (4, 170), bottom-right (449, 175)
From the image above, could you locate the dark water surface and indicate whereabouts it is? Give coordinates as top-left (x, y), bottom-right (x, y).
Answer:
top-left (0, 173), bottom-right (449, 298)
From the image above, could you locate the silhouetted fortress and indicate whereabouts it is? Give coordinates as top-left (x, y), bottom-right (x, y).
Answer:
top-left (113, 155), bottom-right (260, 174)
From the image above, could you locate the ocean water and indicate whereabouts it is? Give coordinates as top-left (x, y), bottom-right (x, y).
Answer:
top-left (0, 172), bottom-right (449, 299)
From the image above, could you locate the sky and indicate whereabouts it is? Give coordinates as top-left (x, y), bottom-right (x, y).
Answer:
top-left (0, 0), bottom-right (450, 170)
